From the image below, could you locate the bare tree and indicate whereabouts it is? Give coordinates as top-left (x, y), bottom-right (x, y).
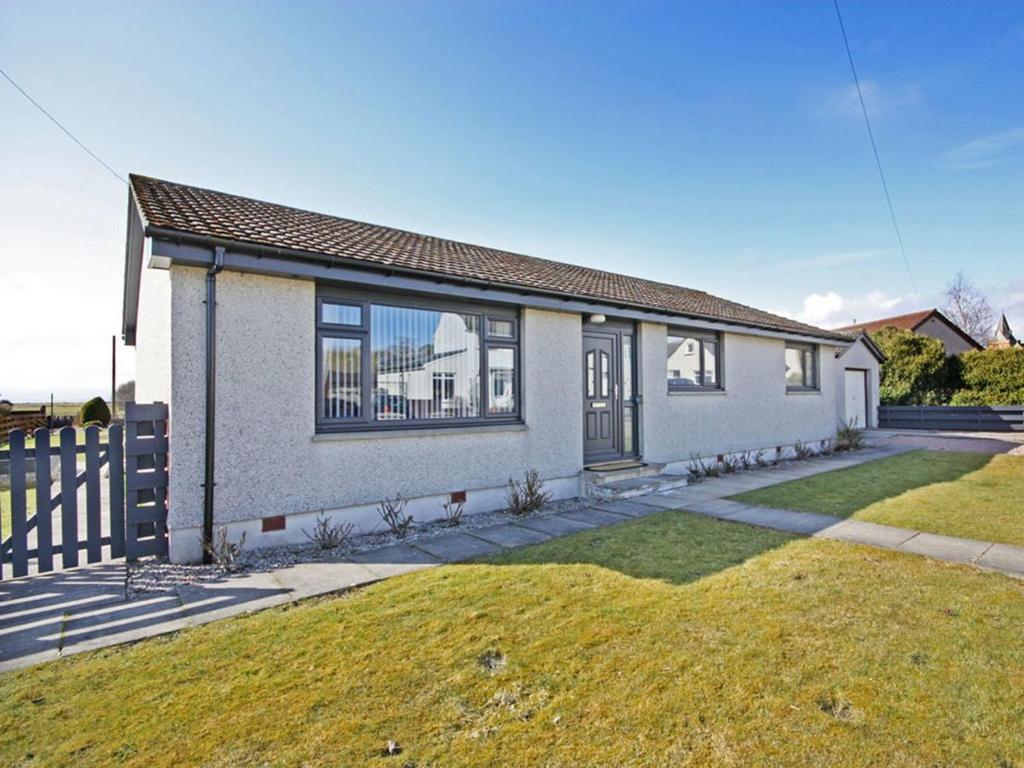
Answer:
top-left (942, 271), bottom-right (994, 344)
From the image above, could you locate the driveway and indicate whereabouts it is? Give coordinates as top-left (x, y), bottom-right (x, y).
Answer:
top-left (869, 428), bottom-right (1024, 455)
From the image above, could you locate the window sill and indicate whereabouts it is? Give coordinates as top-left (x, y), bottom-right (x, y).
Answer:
top-left (786, 388), bottom-right (821, 395)
top-left (312, 422), bottom-right (528, 442)
top-left (668, 388), bottom-right (726, 396)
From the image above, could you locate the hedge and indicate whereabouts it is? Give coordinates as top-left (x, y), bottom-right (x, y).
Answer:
top-left (950, 347), bottom-right (1024, 406)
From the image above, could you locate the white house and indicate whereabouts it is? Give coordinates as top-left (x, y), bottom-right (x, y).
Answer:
top-left (122, 175), bottom-right (881, 563)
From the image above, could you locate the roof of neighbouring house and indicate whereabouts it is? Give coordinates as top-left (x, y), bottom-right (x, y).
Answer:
top-left (127, 174), bottom-right (853, 342)
top-left (835, 308), bottom-right (982, 350)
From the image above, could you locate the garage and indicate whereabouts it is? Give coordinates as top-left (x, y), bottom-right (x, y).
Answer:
top-left (836, 332), bottom-right (884, 430)
top-left (844, 368), bottom-right (868, 428)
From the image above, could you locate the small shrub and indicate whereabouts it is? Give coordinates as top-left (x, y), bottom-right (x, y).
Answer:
top-left (687, 454), bottom-right (708, 481)
top-left (819, 439), bottom-right (835, 456)
top-left (737, 451), bottom-right (754, 471)
top-left (441, 499), bottom-right (465, 527)
top-left (835, 419), bottom-right (865, 452)
top-left (753, 450), bottom-right (768, 469)
top-left (302, 511), bottom-right (355, 550)
top-left (505, 469), bottom-right (550, 516)
top-left (78, 396), bottom-right (111, 426)
top-left (378, 496), bottom-right (414, 537)
top-left (793, 440), bottom-right (814, 460)
top-left (720, 454), bottom-right (739, 474)
top-left (204, 527), bottom-right (246, 572)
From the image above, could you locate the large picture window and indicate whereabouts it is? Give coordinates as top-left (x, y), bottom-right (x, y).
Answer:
top-left (667, 329), bottom-right (721, 391)
top-left (317, 294), bottom-right (519, 430)
top-left (785, 342), bottom-right (818, 391)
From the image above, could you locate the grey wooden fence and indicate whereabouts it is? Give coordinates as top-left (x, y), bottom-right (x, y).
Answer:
top-left (1, 425), bottom-right (123, 579)
top-left (878, 405), bottom-right (1024, 432)
top-left (1, 401), bottom-right (170, 579)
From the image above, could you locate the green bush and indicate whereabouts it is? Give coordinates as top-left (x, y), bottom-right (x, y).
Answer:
top-left (950, 348), bottom-right (1024, 405)
top-left (78, 397), bottom-right (112, 426)
top-left (873, 328), bottom-right (961, 405)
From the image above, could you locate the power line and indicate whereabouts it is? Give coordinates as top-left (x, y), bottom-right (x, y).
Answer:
top-left (831, 0), bottom-right (917, 294)
top-left (0, 67), bottom-right (127, 185)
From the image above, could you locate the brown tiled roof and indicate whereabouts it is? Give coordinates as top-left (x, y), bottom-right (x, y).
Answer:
top-left (834, 309), bottom-right (936, 336)
top-left (130, 174), bottom-right (851, 341)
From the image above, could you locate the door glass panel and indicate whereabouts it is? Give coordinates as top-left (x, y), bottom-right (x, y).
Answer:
top-left (622, 336), bottom-right (633, 400)
top-left (600, 351), bottom-right (610, 397)
top-left (623, 407), bottom-right (634, 454)
top-left (586, 351), bottom-right (596, 397)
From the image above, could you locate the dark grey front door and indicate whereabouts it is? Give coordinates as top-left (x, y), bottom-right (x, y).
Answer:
top-left (583, 332), bottom-right (619, 463)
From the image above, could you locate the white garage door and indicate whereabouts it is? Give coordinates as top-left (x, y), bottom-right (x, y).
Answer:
top-left (844, 369), bottom-right (868, 428)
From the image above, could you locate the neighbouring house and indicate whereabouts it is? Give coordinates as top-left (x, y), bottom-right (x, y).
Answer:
top-left (122, 175), bottom-right (880, 562)
top-left (836, 309), bottom-right (982, 357)
top-left (988, 314), bottom-right (1021, 349)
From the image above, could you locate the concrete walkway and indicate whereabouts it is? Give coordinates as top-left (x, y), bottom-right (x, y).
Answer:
top-left (3, 444), bottom-right (1021, 672)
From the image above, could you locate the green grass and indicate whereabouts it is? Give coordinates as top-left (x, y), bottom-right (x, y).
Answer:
top-left (733, 450), bottom-right (1024, 546)
top-left (3, 511), bottom-right (1024, 766)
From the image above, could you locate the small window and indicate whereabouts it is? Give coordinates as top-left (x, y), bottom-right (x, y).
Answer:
top-left (321, 301), bottom-right (362, 326)
top-left (487, 318), bottom-right (516, 339)
top-left (785, 342), bottom-right (818, 390)
top-left (667, 329), bottom-right (722, 391)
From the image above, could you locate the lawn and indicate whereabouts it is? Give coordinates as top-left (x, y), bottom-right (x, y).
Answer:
top-left (3, 511), bottom-right (1024, 766)
top-left (732, 450), bottom-right (1024, 546)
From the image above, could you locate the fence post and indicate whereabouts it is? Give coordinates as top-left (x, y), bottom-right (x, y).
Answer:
top-left (59, 426), bottom-right (79, 569)
top-left (9, 431), bottom-right (29, 578)
top-left (108, 424), bottom-right (125, 559)
top-left (34, 428), bottom-right (54, 572)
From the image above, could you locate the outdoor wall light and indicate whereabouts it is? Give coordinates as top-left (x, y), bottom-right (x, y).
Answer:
top-left (589, 313), bottom-right (607, 324)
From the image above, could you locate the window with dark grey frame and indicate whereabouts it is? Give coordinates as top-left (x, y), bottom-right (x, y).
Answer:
top-left (316, 291), bottom-right (520, 431)
top-left (666, 328), bottom-right (722, 391)
top-left (785, 341), bottom-right (818, 391)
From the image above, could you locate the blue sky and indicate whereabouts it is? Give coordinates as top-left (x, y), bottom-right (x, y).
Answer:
top-left (2, 0), bottom-right (1022, 400)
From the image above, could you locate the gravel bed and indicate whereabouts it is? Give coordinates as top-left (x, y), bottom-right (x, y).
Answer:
top-left (127, 496), bottom-right (593, 599)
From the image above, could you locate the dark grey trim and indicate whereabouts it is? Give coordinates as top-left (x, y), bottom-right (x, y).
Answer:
top-left (315, 288), bottom-right (522, 434)
top-left (141, 233), bottom-right (852, 345)
top-left (121, 190), bottom-right (147, 345)
top-left (202, 246), bottom-right (225, 564)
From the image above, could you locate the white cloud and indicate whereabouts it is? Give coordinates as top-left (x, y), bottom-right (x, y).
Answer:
top-left (776, 289), bottom-right (919, 329)
top-left (941, 128), bottom-right (1024, 170)
top-left (823, 80), bottom-right (923, 119)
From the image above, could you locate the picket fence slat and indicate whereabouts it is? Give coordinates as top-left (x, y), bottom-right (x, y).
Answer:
top-left (59, 427), bottom-right (79, 569)
top-left (33, 428), bottom-right (54, 572)
top-left (108, 424), bottom-right (125, 559)
top-left (85, 427), bottom-right (102, 563)
top-left (9, 431), bottom-right (29, 577)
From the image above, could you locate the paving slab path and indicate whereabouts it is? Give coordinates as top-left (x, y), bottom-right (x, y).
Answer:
top-left (2, 442), bottom-right (1020, 672)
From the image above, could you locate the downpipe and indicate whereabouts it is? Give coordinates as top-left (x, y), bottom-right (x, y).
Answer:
top-left (202, 246), bottom-right (225, 563)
